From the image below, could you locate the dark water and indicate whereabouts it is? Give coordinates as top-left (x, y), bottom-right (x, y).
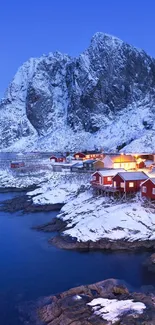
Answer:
top-left (0, 193), bottom-right (154, 325)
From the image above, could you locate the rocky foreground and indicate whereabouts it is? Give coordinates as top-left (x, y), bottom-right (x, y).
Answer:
top-left (37, 279), bottom-right (155, 325)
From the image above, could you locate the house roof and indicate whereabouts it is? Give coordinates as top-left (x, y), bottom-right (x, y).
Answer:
top-left (83, 150), bottom-right (103, 155)
top-left (107, 155), bottom-right (136, 163)
top-left (71, 162), bottom-right (83, 169)
top-left (74, 152), bottom-right (86, 156)
top-left (150, 178), bottom-right (155, 184)
top-left (11, 161), bottom-right (24, 164)
top-left (93, 168), bottom-right (126, 177)
top-left (141, 177), bottom-right (155, 186)
top-left (116, 172), bottom-right (148, 181)
top-left (83, 159), bottom-right (96, 164)
top-left (50, 153), bottom-right (65, 158)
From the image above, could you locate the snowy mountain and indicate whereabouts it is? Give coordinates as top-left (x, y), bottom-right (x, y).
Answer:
top-left (1, 32), bottom-right (155, 152)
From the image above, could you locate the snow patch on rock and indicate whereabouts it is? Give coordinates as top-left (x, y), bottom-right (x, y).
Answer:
top-left (88, 298), bottom-right (146, 323)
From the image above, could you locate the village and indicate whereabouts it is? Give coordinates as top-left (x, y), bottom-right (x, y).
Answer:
top-left (8, 150), bottom-right (155, 202)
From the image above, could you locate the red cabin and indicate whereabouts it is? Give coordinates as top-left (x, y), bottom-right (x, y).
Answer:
top-left (74, 151), bottom-right (104, 160)
top-left (74, 152), bottom-right (86, 160)
top-left (141, 178), bottom-right (155, 200)
top-left (11, 161), bottom-right (25, 169)
top-left (112, 172), bottom-right (148, 193)
top-left (91, 169), bottom-right (125, 187)
top-left (50, 155), bottom-right (66, 163)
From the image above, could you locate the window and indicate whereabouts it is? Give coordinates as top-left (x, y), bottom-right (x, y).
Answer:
top-left (152, 188), bottom-right (155, 195)
top-left (142, 186), bottom-right (147, 193)
top-left (129, 182), bottom-right (134, 188)
top-left (76, 155), bottom-right (79, 158)
top-left (120, 182), bottom-right (124, 188)
top-left (93, 176), bottom-right (96, 181)
top-left (113, 181), bottom-right (116, 187)
top-left (107, 177), bottom-right (112, 181)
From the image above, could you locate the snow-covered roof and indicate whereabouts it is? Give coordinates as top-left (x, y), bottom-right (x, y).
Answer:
top-left (50, 153), bottom-right (66, 158)
top-left (150, 178), bottom-right (155, 184)
top-left (141, 177), bottom-right (155, 186)
top-left (93, 168), bottom-right (125, 177)
top-left (116, 172), bottom-right (148, 181)
top-left (83, 151), bottom-right (103, 155)
top-left (11, 161), bottom-right (24, 164)
top-left (83, 159), bottom-right (96, 164)
top-left (71, 162), bottom-right (83, 168)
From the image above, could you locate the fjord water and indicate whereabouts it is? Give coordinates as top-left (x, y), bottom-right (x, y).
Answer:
top-left (0, 192), bottom-right (154, 325)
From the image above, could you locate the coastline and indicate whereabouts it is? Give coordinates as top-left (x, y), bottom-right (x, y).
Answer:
top-left (37, 278), bottom-right (155, 325)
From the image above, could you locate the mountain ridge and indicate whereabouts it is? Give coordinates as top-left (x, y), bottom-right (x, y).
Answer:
top-left (1, 32), bottom-right (155, 152)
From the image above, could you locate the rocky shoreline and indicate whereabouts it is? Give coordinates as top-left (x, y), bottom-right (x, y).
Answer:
top-left (2, 189), bottom-right (155, 253)
top-left (37, 279), bottom-right (155, 325)
top-left (0, 194), bottom-right (64, 213)
top-left (0, 185), bottom-right (38, 193)
top-left (50, 234), bottom-right (155, 252)
top-left (33, 216), bottom-right (155, 252)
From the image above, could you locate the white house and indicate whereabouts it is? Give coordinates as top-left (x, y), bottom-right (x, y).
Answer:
top-left (103, 155), bottom-right (136, 170)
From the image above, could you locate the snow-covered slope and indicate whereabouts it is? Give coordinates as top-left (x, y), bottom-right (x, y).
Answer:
top-left (1, 32), bottom-right (155, 152)
top-left (58, 192), bottom-right (155, 242)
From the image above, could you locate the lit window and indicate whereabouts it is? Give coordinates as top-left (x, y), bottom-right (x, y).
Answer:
top-left (76, 155), bottom-right (79, 158)
top-left (93, 176), bottom-right (96, 180)
top-left (142, 186), bottom-right (147, 193)
top-left (107, 177), bottom-right (112, 181)
top-left (129, 182), bottom-right (134, 188)
top-left (120, 182), bottom-right (124, 188)
top-left (152, 188), bottom-right (155, 195)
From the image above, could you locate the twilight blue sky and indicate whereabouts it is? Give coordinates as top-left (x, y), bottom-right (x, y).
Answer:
top-left (0, 0), bottom-right (155, 97)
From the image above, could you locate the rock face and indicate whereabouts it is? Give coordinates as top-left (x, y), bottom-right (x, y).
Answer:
top-left (1, 33), bottom-right (155, 152)
top-left (144, 253), bottom-right (155, 272)
top-left (38, 279), bottom-right (155, 325)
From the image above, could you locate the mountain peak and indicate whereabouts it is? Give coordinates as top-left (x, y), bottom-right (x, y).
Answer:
top-left (0, 33), bottom-right (155, 152)
top-left (90, 32), bottom-right (123, 48)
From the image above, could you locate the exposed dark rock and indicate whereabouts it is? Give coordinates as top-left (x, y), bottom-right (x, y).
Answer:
top-left (33, 217), bottom-right (67, 232)
top-left (0, 195), bottom-right (64, 213)
top-left (143, 253), bottom-right (155, 272)
top-left (50, 235), bottom-right (155, 252)
top-left (37, 279), bottom-right (155, 325)
top-left (0, 185), bottom-right (38, 193)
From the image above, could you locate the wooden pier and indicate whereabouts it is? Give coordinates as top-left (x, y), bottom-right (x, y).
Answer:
top-left (91, 182), bottom-right (121, 198)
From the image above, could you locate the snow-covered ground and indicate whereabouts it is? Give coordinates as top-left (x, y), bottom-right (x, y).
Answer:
top-left (0, 168), bottom-right (54, 189)
top-left (88, 298), bottom-right (146, 323)
top-left (28, 172), bottom-right (91, 204)
top-left (56, 191), bottom-right (155, 242)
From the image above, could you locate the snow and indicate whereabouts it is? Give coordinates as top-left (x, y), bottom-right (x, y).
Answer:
top-left (57, 191), bottom-right (155, 242)
top-left (0, 168), bottom-right (53, 189)
top-left (1, 33), bottom-right (155, 153)
top-left (28, 172), bottom-right (91, 205)
top-left (87, 298), bottom-right (146, 323)
top-left (73, 295), bottom-right (82, 301)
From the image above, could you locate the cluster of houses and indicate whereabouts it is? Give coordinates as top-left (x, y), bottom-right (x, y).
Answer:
top-left (91, 169), bottom-right (155, 200)
top-left (50, 152), bottom-right (146, 171)
top-left (9, 150), bottom-right (155, 201)
top-left (50, 151), bottom-right (155, 200)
